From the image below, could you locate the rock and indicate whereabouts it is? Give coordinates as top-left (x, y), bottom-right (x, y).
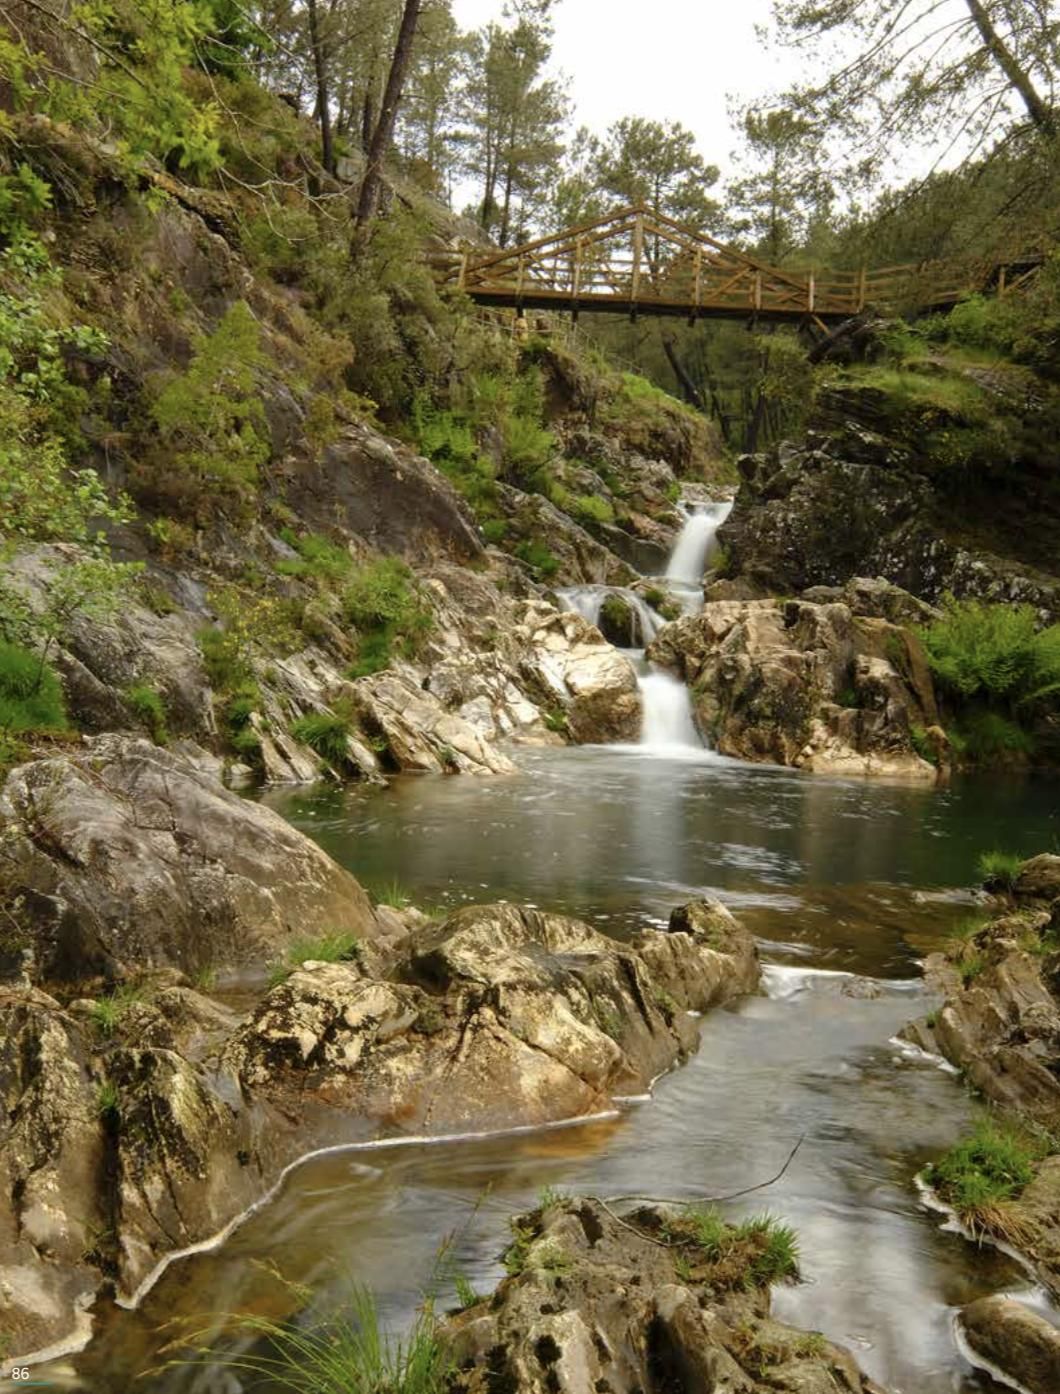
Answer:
top-left (1015, 854), bottom-right (1060, 906)
top-left (961, 1295), bottom-right (1060, 1394)
top-left (0, 735), bottom-right (379, 983)
top-left (497, 484), bottom-right (635, 586)
top-left (647, 598), bottom-right (938, 780)
top-left (721, 423), bottom-right (1060, 620)
top-left (518, 604), bottom-right (641, 743)
top-left (227, 900), bottom-right (760, 1134)
top-left (443, 1197), bottom-right (885, 1394)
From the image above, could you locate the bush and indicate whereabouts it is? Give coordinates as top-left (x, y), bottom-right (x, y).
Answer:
top-left (276, 532), bottom-right (353, 584)
top-left (513, 540), bottom-right (560, 578)
top-left (126, 683), bottom-right (168, 744)
top-left (0, 642), bottom-right (67, 733)
top-left (572, 493), bottom-right (615, 528)
top-left (919, 598), bottom-right (1060, 707)
top-left (343, 557), bottom-right (433, 672)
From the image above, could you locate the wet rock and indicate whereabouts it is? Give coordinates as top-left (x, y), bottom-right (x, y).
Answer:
top-left (647, 598), bottom-right (938, 780)
top-left (961, 1295), bottom-right (1060, 1394)
top-left (518, 604), bottom-right (641, 743)
top-left (443, 1197), bottom-right (885, 1394)
top-left (1015, 854), bottom-right (1060, 906)
top-left (0, 735), bottom-right (379, 984)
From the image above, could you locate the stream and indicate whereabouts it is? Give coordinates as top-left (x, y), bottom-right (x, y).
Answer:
top-left (39, 505), bottom-right (1060, 1394)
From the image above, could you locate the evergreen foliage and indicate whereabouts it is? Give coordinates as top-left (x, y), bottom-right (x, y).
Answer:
top-left (0, 641), bottom-right (66, 734)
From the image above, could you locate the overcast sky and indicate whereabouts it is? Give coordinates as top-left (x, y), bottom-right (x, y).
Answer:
top-left (449, 0), bottom-right (800, 178)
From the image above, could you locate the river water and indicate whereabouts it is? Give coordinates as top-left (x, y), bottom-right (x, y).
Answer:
top-left (51, 746), bottom-right (1058, 1394)
top-left (39, 505), bottom-right (1060, 1393)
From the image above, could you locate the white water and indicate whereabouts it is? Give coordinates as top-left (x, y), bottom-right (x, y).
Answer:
top-left (556, 584), bottom-right (662, 647)
top-left (638, 666), bottom-right (702, 751)
top-left (665, 499), bottom-right (733, 586)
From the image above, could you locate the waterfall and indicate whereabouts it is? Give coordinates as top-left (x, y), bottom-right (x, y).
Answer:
top-left (665, 500), bottom-right (733, 586)
top-left (556, 586), bottom-right (662, 648)
top-left (638, 666), bottom-right (702, 751)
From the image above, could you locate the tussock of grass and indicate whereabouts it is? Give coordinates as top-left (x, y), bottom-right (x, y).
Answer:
top-left (662, 1207), bottom-right (800, 1290)
top-left (90, 986), bottom-right (143, 1037)
top-left (924, 1120), bottom-right (1045, 1235)
top-left (269, 931), bottom-right (361, 986)
top-left (289, 706), bottom-right (356, 773)
top-left (375, 879), bottom-right (411, 909)
top-left (978, 849), bottom-right (1024, 890)
top-left (181, 1283), bottom-right (451, 1394)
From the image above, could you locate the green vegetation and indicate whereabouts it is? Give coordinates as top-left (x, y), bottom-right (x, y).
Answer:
top-left (375, 880), bottom-right (412, 910)
top-left (0, 641), bottom-right (66, 734)
top-left (924, 1120), bottom-right (1045, 1231)
top-left (452, 1274), bottom-right (481, 1311)
top-left (126, 683), bottom-right (168, 745)
top-left (147, 301), bottom-right (269, 522)
top-left (918, 598), bottom-right (1060, 765)
top-left (90, 986), bottom-right (143, 1038)
top-left (977, 850), bottom-right (1024, 891)
top-left (662, 1207), bottom-right (800, 1290)
top-left (187, 1284), bottom-right (452, 1394)
top-left (289, 706), bottom-right (357, 775)
top-left (343, 557), bottom-right (434, 678)
top-left (513, 540), bottom-right (559, 579)
top-left (276, 533), bottom-right (354, 585)
top-left (96, 1080), bottom-right (121, 1118)
top-left (269, 930), bottom-right (361, 986)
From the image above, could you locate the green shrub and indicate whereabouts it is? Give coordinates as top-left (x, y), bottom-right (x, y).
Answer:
top-left (955, 710), bottom-right (1034, 760)
top-left (572, 493), bottom-right (615, 527)
top-left (919, 598), bottom-right (1060, 708)
top-left (0, 642), bottom-right (67, 733)
top-left (289, 706), bottom-right (355, 774)
top-left (513, 540), bottom-right (560, 578)
top-left (343, 557), bottom-right (433, 673)
top-left (924, 1120), bottom-right (1042, 1229)
top-left (977, 849), bottom-right (1023, 890)
top-left (276, 532), bottom-right (353, 584)
top-left (126, 683), bottom-right (168, 744)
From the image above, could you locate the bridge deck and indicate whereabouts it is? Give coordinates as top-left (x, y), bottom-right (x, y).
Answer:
top-left (428, 206), bottom-right (1043, 324)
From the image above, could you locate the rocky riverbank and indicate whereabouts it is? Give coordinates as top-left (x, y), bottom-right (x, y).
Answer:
top-left (903, 853), bottom-right (1060, 1392)
top-left (0, 736), bottom-right (760, 1359)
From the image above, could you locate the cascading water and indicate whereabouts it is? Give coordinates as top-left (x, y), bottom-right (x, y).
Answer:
top-left (638, 667), bottom-right (702, 751)
top-left (665, 499), bottom-right (733, 596)
top-left (556, 585), bottom-right (662, 648)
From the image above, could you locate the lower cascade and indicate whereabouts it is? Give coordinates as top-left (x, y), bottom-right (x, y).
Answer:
top-left (637, 664), bottom-right (702, 750)
top-left (666, 498), bottom-right (733, 597)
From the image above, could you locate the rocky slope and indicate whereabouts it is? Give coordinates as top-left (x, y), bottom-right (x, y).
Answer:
top-left (444, 1195), bottom-right (886, 1394)
top-left (0, 737), bottom-right (760, 1359)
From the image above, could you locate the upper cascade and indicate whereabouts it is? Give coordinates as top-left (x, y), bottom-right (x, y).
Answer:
top-left (665, 500), bottom-right (733, 587)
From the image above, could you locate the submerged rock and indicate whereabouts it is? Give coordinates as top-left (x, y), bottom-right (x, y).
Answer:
top-left (443, 1196), bottom-right (886, 1394)
top-left (647, 597), bottom-right (938, 779)
top-left (0, 735), bottom-right (379, 984)
top-left (961, 1295), bottom-right (1060, 1394)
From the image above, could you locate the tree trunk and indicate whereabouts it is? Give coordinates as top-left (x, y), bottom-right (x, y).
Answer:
top-left (662, 337), bottom-right (705, 411)
top-left (965, 0), bottom-right (1055, 133)
top-left (306, 0), bottom-right (335, 178)
top-left (353, 0), bottom-right (424, 241)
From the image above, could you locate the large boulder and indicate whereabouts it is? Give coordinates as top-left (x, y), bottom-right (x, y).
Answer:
top-left (444, 1196), bottom-right (885, 1394)
top-left (0, 735), bottom-right (379, 984)
top-left (648, 598), bottom-right (939, 779)
top-left (517, 604), bottom-right (642, 743)
top-left (961, 1295), bottom-right (1060, 1394)
top-left (226, 899), bottom-right (760, 1134)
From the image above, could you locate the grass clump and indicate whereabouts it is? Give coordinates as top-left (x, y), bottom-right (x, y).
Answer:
top-left (126, 683), bottom-right (168, 744)
top-left (96, 1080), bottom-right (120, 1118)
top-left (978, 849), bottom-right (1023, 890)
top-left (375, 880), bottom-right (411, 909)
top-left (663, 1207), bottom-right (800, 1290)
top-left (269, 930), bottom-right (361, 986)
top-left (184, 1283), bottom-right (452, 1394)
top-left (276, 531), bottom-right (353, 585)
top-left (0, 641), bottom-right (67, 734)
top-left (289, 705), bottom-right (356, 774)
top-left (924, 1120), bottom-right (1043, 1231)
top-left (90, 986), bottom-right (142, 1038)
top-left (513, 539), bottom-right (559, 579)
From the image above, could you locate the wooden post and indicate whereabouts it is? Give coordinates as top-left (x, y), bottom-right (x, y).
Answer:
top-left (857, 266), bottom-right (866, 311)
top-left (694, 248), bottom-right (702, 309)
top-left (753, 270), bottom-right (762, 312)
top-left (572, 238), bottom-right (583, 303)
top-left (808, 271), bottom-right (816, 313)
top-left (998, 265), bottom-right (1007, 299)
top-left (457, 253), bottom-right (467, 291)
top-left (631, 209), bottom-right (644, 305)
top-left (516, 254), bottom-right (525, 298)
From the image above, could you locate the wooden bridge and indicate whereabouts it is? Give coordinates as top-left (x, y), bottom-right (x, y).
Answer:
top-left (428, 206), bottom-right (1045, 326)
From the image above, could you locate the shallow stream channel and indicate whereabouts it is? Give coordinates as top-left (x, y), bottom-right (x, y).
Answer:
top-left (42, 507), bottom-right (1060, 1393)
